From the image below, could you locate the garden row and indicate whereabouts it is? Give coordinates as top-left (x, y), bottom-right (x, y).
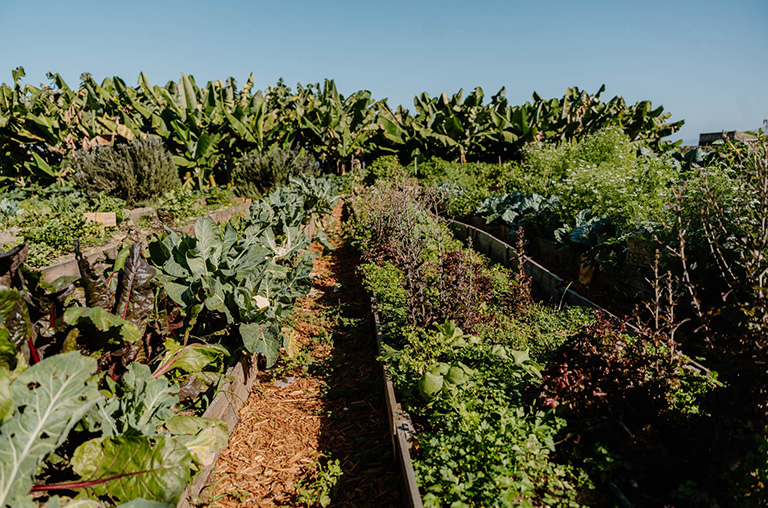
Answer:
top-left (1, 67), bottom-right (681, 188)
top-left (350, 128), bottom-right (768, 505)
top-left (0, 174), bottom-right (340, 507)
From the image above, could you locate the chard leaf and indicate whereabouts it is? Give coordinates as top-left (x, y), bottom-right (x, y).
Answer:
top-left (0, 352), bottom-right (99, 507)
top-left (240, 322), bottom-right (281, 367)
top-left (0, 289), bottom-right (31, 354)
top-left (115, 244), bottom-right (156, 328)
top-left (71, 435), bottom-right (192, 504)
top-left (63, 307), bottom-right (141, 344)
top-left (153, 340), bottom-right (228, 379)
top-left (75, 243), bottom-right (114, 311)
top-left (164, 415), bottom-right (228, 468)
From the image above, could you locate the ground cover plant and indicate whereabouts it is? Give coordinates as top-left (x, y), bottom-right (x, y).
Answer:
top-left (0, 179), bottom-right (244, 269)
top-left (0, 185), bottom-right (126, 267)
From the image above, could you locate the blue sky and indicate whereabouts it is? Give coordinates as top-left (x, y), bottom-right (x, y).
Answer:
top-left (1, 0), bottom-right (766, 145)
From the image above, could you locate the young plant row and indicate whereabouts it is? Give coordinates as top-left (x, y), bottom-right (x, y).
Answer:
top-left (0, 179), bottom-right (241, 268)
top-left (347, 177), bottom-right (749, 506)
top-left (1, 67), bottom-right (681, 187)
top-left (0, 175), bottom-right (340, 507)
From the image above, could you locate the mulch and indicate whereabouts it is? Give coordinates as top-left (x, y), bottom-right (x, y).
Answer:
top-left (206, 204), bottom-right (401, 508)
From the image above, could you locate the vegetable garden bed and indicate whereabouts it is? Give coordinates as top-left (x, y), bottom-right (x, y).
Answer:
top-left (0, 175), bottom-right (343, 507)
top-left (449, 219), bottom-right (620, 318)
top-left (39, 200), bottom-right (252, 282)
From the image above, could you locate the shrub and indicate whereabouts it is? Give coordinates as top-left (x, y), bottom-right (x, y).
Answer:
top-left (71, 137), bottom-right (180, 207)
top-left (232, 146), bottom-right (318, 197)
top-left (506, 127), bottom-right (678, 226)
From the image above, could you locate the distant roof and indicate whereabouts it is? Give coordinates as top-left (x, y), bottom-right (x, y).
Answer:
top-left (699, 130), bottom-right (757, 146)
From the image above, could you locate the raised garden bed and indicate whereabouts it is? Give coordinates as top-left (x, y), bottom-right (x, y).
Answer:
top-left (450, 219), bottom-right (620, 318)
top-left (39, 200), bottom-right (251, 281)
top-left (0, 176), bottom-right (341, 507)
top-left (371, 297), bottom-right (422, 508)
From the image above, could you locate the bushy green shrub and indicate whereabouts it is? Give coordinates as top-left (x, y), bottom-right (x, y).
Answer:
top-left (71, 137), bottom-right (180, 207)
top-left (232, 146), bottom-right (318, 197)
top-left (364, 155), bottom-right (410, 184)
top-left (506, 127), bottom-right (678, 226)
top-left (417, 158), bottom-right (508, 217)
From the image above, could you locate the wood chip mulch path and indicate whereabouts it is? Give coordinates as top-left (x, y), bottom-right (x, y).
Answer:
top-left (206, 204), bottom-right (401, 508)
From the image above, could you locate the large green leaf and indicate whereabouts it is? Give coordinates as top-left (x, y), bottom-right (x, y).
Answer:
top-left (193, 215), bottom-right (220, 263)
top-left (153, 339), bottom-right (228, 379)
top-left (0, 352), bottom-right (99, 507)
top-left (240, 322), bottom-right (281, 367)
top-left (164, 415), bottom-right (228, 468)
top-left (162, 281), bottom-right (192, 307)
top-left (71, 435), bottom-right (192, 505)
top-left (63, 307), bottom-right (141, 344)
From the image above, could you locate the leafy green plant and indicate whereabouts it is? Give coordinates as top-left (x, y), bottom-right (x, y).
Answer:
top-left (148, 210), bottom-right (314, 367)
top-left (71, 137), bottom-right (180, 207)
top-left (0, 198), bottom-right (21, 225)
top-left (477, 191), bottom-right (565, 241)
top-left (0, 352), bottom-right (100, 508)
top-left (69, 435), bottom-right (192, 505)
top-left (296, 457), bottom-right (343, 508)
top-left (17, 207), bottom-right (105, 265)
top-left (157, 188), bottom-right (200, 222)
top-left (381, 323), bottom-right (590, 507)
top-left (514, 126), bottom-right (679, 226)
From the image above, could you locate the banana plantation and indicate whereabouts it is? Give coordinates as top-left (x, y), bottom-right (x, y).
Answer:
top-left (0, 67), bottom-right (680, 188)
